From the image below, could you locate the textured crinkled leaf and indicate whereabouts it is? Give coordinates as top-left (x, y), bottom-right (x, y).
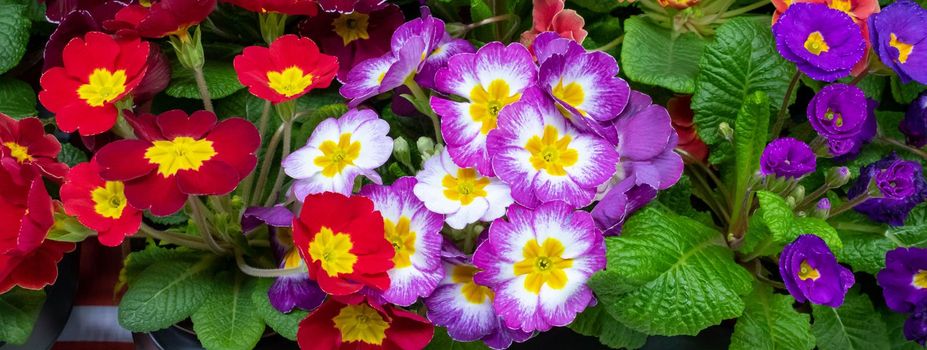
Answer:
top-left (890, 75), bottom-right (926, 104)
top-left (836, 232), bottom-right (894, 275)
top-left (118, 258), bottom-right (215, 332)
top-left (811, 290), bottom-right (891, 350)
top-left (621, 17), bottom-right (706, 94)
top-left (0, 288), bottom-right (45, 345)
top-left (656, 175), bottom-right (715, 227)
top-left (0, 4), bottom-right (30, 75)
top-left (738, 212), bottom-right (774, 257)
top-left (756, 191), bottom-right (842, 249)
top-left (57, 143), bottom-right (88, 167)
top-left (0, 77), bottom-right (36, 118)
top-left (192, 273), bottom-right (265, 350)
top-left (730, 284), bottom-right (815, 350)
top-left (166, 61), bottom-right (244, 99)
top-left (730, 91), bottom-right (769, 241)
top-left (252, 278), bottom-right (306, 341)
top-left (119, 243), bottom-right (201, 287)
top-left (570, 304), bottom-right (647, 349)
top-left (883, 310), bottom-right (923, 350)
top-left (589, 208), bottom-right (753, 336)
top-left (425, 328), bottom-right (491, 350)
top-left (691, 17), bottom-right (794, 144)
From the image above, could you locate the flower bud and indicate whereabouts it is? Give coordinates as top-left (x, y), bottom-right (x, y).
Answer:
top-left (393, 137), bottom-right (412, 169)
top-left (814, 198), bottom-right (831, 218)
top-left (719, 122), bottom-right (734, 143)
top-left (824, 166), bottom-right (851, 188)
top-left (417, 137), bottom-right (437, 163)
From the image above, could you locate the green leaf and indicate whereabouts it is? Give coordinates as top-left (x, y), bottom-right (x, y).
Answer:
top-left (47, 211), bottom-right (95, 243)
top-left (57, 143), bottom-right (88, 167)
top-left (144, 210), bottom-right (189, 226)
top-left (589, 208), bottom-right (753, 336)
top-left (890, 75), bottom-right (926, 104)
top-left (0, 288), bottom-right (45, 345)
top-left (811, 290), bottom-right (890, 350)
top-left (730, 91), bottom-right (770, 239)
top-left (883, 310), bottom-right (923, 350)
top-left (835, 232), bottom-right (894, 274)
top-left (756, 191), bottom-right (842, 250)
top-left (730, 283), bottom-right (815, 350)
top-left (691, 17), bottom-right (795, 145)
top-left (570, 0), bottom-right (626, 12)
top-left (119, 243), bottom-right (202, 288)
top-left (425, 327), bottom-right (489, 350)
top-left (0, 77), bottom-right (35, 118)
top-left (0, 4), bottom-right (30, 75)
top-left (165, 61), bottom-right (244, 100)
top-left (569, 304), bottom-right (648, 349)
top-left (252, 278), bottom-right (307, 341)
top-left (192, 272), bottom-right (265, 350)
top-left (118, 257), bottom-right (216, 332)
top-left (620, 17), bottom-right (706, 94)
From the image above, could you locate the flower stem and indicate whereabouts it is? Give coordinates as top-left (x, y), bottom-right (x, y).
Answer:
top-left (828, 193), bottom-right (871, 219)
top-left (849, 68), bottom-right (870, 86)
top-left (188, 196), bottom-right (227, 255)
top-left (138, 223), bottom-right (214, 251)
top-left (721, 0), bottom-right (769, 18)
top-left (192, 66), bottom-right (214, 112)
top-left (406, 80), bottom-right (443, 145)
top-left (878, 136), bottom-right (927, 160)
top-left (251, 124), bottom-right (286, 206)
top-left (239, 101), bottom-right (273, 207)
top-left (264, 120), bottom-right (293, 206)
top-left (770, 70), bottom-right (802, 137)
top-left (234, 249), bottom-right (306, 278)
top-left (594, 35), bottom-right (624, 52)
top-left (832, 221), bottom-right (885, 234)
top-left (795, 184), bottom-right (832, 211)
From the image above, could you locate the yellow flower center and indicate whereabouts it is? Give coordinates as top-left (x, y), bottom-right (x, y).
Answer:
top-left (804, 31), bottom-right (830, 56)
top-left (384, 216), bottom-right (416, 268)
top-left (283, 249), bottom-right (303, 269)
top-left (450, 264), bottom-right (494, 304)
top-left (825, 109), bottom-right (844, 127)
top-left (525, 125), bottom-right (578, 176)
top-left (314, 133), bottom-right (361, 178)
top-left (144, 137), bottom-right (217, 177)
top-left (77, 68), bottom-right (128, 107)
top-left (890, 33), bottom-right (914, 64)
top-left (332, 12), bottom-right (370, 46)
top-left (798, 260), bottom-right (821, 281)
top-left (266, 66), bottom-right (314, 97)
top-left (469, 79), bottom-right (522, 135)
top-left (551, 79), bottom-right (586, 117)
top-left (91, 181), bottom-right (127, 219)
top-left (332, 304), bottom-right (390, 345)
top-left (513, 238), bottom-right (573, 294)
top-left (3, 142), bottom-right (32, 163)
top-left (308, 226), bottom-right (357, 277)
top-left (913, 270), bottom-right (927, 289)
top-left (441, 168), bottom-right (490, 205)
top-left (828, 0), bottom-right (853, 14)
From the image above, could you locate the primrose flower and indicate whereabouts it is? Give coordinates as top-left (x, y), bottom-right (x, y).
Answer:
top-left (591, 175), bottom-right (657, 236)
top-left (107, 0), bottom-right (216, 38)
top-left (95, 110), bottom-right (260, 216)
top-left (848, 154), bottom-right (927, 226)
top-left (296, 298), bottom-right (433, 350)
top-left (222, 0), bottom-right (317, 15)
top-left (359, 177), bottom-right (444, 306)
top-left (657, 0), bottom-right (698, 9)
top-left (413, 148), bottom-right (513, 230)
top-left (907, 302), bottom-right (927, 345)
top-left (877, 247), bottom-right (927, 313)
top-left (61, 161), bottom-right (142, 247)
top-left (537, 36), bottom-right (630, 136)
top-left (472, 202), bottom-right (605, 332)
top-left (806, 83), bottom-right (877, 159)
top-left (38, 32), bottom-right (149, 136)
top-left (779, 234), bottom-right (855, 307)
top-left (378, 14), bottom-right (446, 93)
top-left (520, 0), bottom-right (587, 48)
top-left (300, 4), bottom-right (404, 80)
top-left (869, 0), bottom-right (927, 84)
top-left (416, 34), bottom-right (476, 90)
top-left (760, 137), bottom-right (817, 178)
top-left (487, 88), bottom-right (618, 209)
top-left (424, 257), bottom-right (533, 349)
top-left (667, 95), bottom-right (708, 162)
top-left (430, 41), bottom-right (537, 175)
top-left (283, 109), bottom-right (392, 199)
top-left (293, 193), bottom-right (395, 296)
top-left (0, 115), bottom-right (69, 182)
top-left (233, 35), bottom-right (338, 104)
top-left (772, 3), bottom-right (865, 81)
top-left (902, 91), bottom-right (927, 148)
top-left (609, 92), bottom-right (683, 190)
top-left (0, 166), bottom-right (54, 256)
top-left (0, 240), bottom-right (75, 294)
top-left (772, 0), bottom-right (879, 24)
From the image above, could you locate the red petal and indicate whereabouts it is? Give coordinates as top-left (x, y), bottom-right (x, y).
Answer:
top-left (0, 241), bottom-right (75, 293)
top-left (156, 109), bottom-right (217, 140)
top-left (95, 139), bottom-right (156, 181)
top-left (384, 306), bottom-right (434, 350)
top-left (98, 210), bottom-right (141, 247)
top-left (115, 37), bottom-right (150, 82)
top-left (124, 172), bottom-right (187, 216)
top-left (206, 117), bottom-right (259, 177)
top-left (38, 68), bottom-right (82, 112)
top-left (124, 111), bottom-right (164, 141)
top-left (57, 102), bottom-right (118, 136)
top-left (62, 32), bottom-right (121, 79)
top-left (297, 300), bottom-right (344, 350)
top-left (176, 160), bottom-right (239, 195)
top-left (19, 178), bottom-right (54, 254)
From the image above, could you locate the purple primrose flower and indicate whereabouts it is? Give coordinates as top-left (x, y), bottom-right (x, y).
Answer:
top-left (779, 234), bottom-right (855, 307)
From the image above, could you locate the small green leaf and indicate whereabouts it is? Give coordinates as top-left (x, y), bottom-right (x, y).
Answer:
top-left (144, 210), bottom-right (189, 226)
top-left (730, 91), bottom-right (770, 240)
top-left (730, 283), bottom-right (815, 350)
top-left (569, 304), bottom-right (648, 349)
top-left (890, 75), bottom-right (926, 104)
top-left (192, 272), bottom-right (265, 350)
top-left (692, 17), bottom-right (795, 145)
top-left (425, 327), bottom-right (488, 350)
top-left (57, 143), bottom-right (88, 167)
top-left (118, 257), bottom-right (216, 332)
top-left (0, 4), bottom-right (30, 74)
top-left (811, 290), bottom-right (890, 350)
top-left (0, 77), bottom-right (35, 118)
top-left (0, 288), bottom-right (45, 345)
top-left (756, 191), bottom-right (842, 250)
top-left (47, 211), bottom-right (95, 243)
top-left (252, 278), bottom-right (307, 341)
top-left (589, 208), bottom-right (753, 336)
top-left (620, 17), bottom-right (706, 94)
top-left (166, 61), bottom-right (244, 100)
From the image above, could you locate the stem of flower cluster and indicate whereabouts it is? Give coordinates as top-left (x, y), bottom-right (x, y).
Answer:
top-left (192, 66), bottom-right (214, 112)
top-left (795, 184), bottom-right (832, 211)
top-left (721, 0), bottom-right (769, 18)
top-left (264, 120), bottom-right (293, 206)
top-left (405, 80), bottom-right (444, 145)
top-left (770, 70), bottom-right (802, 137)
top-left (878, 136), bottom-right (927, 160)
top-left (594, 35), bottom-right (624, 52)
top-left (239, 101), bottom-right (273, 207)
top-left (138, 223), bottom-right (214, 250)
top-left (234, 249), bottom-right (306, 278)
top-left (251, 124), bottom-right (286, 206)
top-left (828, 193), bottom-right (871, 219)
top-left (188, 197), bottom-right (227, 254)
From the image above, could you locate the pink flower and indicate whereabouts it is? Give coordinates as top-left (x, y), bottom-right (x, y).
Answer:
top-left (520, 0), bottom-right (587, 48)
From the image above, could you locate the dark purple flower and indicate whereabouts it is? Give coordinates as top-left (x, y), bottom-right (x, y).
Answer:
top-left (241, 205), bottom-right (294, 233)
top-left (848, 154), bottom-right (927, 226)
top-left (906, 301), bottom-right (927, 345)
top-left (877, 247), bottom-right (927, 313)
top-left (869, 0), bottom-right (927, 85)
top-left (760, 137), bottom-right (816, 178)
top-left (901, 91), bottom-right (927, 148)
top-left (807, 84), bottom-right (869, 140)
top-left (779, 234), bottom-right (855, 307)
top-left (773, 3), bottom-right (866, 81)
top-left (591, 175), bottom-right (657, 236)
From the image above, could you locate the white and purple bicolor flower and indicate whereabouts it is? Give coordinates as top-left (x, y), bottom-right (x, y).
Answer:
top-left (472, 201), bottom-right (606, 333)
top-left (487, 88), bottom-right (618, 209)
top-left (430, 41), bottom-right (537, 176)
top-left (424, 245), bottom-right (533, 349)
top-left (417, 33), bottom-right (476, 90)
top-left (413, 148), bottom-right (514, 229)
top-left (359, 177), bottom-right (445, 306)
top-left (282, 109), bottom-right (392, 200)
